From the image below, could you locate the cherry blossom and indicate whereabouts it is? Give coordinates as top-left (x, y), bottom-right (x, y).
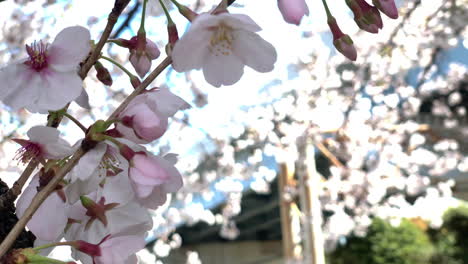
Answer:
top-left (13, 126), bottom-right (73, 164)
top-left (0, 26), bottom-right (90, 113)
top-left (172, 12), bottom-right (277, 87)
top-left (128, 153), bottom-right (183, 209)
top-left (114, 87), bottom-right (190, 144)
top-left (277, 0), bottom-right (309, 25)
top-left (129, 37), bottom-right (161, 78)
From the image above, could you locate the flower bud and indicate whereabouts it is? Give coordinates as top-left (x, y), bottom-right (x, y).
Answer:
top-left (277, 0), bottom-right (309, 25)
top-left (128, 36), bottom-right (161, 78)
top-left (346, 0), bottom-right (383, 33)
top-left (328, 18), bottom-right (357, 61)
top-left (373, 0), bottom-right (398, 19)
top-left (94, 61), bottom-right (113, 86)
top-left (118, 101), bottom-right (169, 144)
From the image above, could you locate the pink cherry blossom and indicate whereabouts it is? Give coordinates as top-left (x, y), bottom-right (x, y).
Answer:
top-left (172, 12), bottom-right (277, 87)
top-left (278, 0), bottom-right (310, 25)
top-left (129, 37), bottom-right (161, 78)
top-left (128, 153), bottom-right (183, 209)
top-left (114, 36), bottom-right (161, 78)
top-left (114, 87), bottom-right (190, 144)
top-left (13, 126), bottom-right (73, 164)
top-left (0, 26), bottom-right (91, 113)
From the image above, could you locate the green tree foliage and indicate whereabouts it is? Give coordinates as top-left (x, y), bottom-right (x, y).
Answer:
top-left (429, 206), bottom-right (468, 264)
top-left (331, 218), bottom-right (433, 264)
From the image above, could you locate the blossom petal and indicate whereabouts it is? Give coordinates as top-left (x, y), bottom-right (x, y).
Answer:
top-left (138, 186), bottom-right (168, 209)
top-left (69, 142), bottom-right (107, 182)
top-left (221, 13), bottom-right (262, 32)
top-left (48, 26), bottom-right (91, 72)
top-left (148, 88), bottom-right (191, 117)
top-left (1, 66), bottom-right (41, 111)
top-left (16, 175), bottom-right (68, 241)
top-left (202, 53), bottom-right (244, 87)
top-left (96, 236), bottom-right (145, 264)
top-left (75, 89), bottom-right (91, 109)
top-left (33, 70), bottom-right (83, 112)
top-left (232, 30), bottom-right (277, 73)
top-left (171, 28), bottom-right (211, 72)
top-left (27, 126), bottom-right (60, 143)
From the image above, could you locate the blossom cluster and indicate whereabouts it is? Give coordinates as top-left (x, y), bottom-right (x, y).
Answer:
top-left (0, 0), bottom-right (281, 262)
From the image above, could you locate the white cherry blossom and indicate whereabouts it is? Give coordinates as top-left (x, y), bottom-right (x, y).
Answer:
top-left (0, 26), bottom-right (90, 113)
top-left (13, 126), bottom-right (73, 164)
top-left (172, 12), bottom-right (277, 87)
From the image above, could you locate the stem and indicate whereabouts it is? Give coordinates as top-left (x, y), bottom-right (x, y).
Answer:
top-left (100, 55), bottom-right (138, 81)
top-left (62, 112), bottom-right (87, 132)
top-left (33, 241), bottom-right (73, 252)
top-left (168, 0), bottom-right (182, 9)
top-left (158, 0), bottom-right (174, 24)
top-left (139, 0), bottom-right (148, 33)
top-left (321, 0), bottom-right (333, 19)
top-left (102, 135), bottom-right (124, 148)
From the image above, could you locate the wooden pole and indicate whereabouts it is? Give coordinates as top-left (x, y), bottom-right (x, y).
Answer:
top-left (278, 161), bottom-right (296, 262)
top-left (297, 137), bottom-right (326, 264)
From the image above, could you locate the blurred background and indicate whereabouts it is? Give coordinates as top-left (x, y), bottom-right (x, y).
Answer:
top-left (0, 0), bottom-right (467, 263)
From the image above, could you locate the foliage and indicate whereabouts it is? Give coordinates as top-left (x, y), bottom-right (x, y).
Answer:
top-left (429, 206), bottom-right (468, 264)
top-left (331, 218), bottom-right (434, 264)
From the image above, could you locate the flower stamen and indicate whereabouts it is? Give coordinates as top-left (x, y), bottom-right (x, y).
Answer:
top-left (25, 41), bottom-right (49, 71)
top-left (208, 24), bottom-right (234, 57)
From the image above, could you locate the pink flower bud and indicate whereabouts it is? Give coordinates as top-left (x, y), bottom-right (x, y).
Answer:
top-left (278, 0), bottom-right (309, 25)
top-left (373, 0), bottom-right (398, 19)
top-left (128, 152), bottom-right (183, 209)
top-left (128, 36), bottom-right (161, 78)
top-left (328, 18), bottom-right (357, 61)
top-left (117, 97), bottom-right (169, 144)
top-left (346, 0), bottom-right (383, 33)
